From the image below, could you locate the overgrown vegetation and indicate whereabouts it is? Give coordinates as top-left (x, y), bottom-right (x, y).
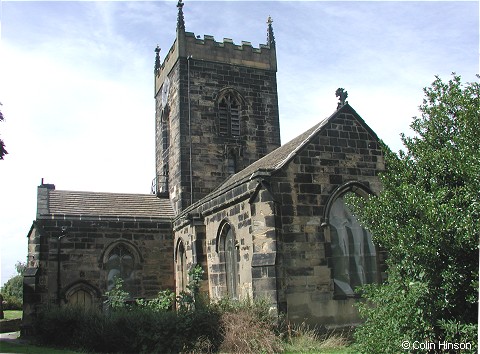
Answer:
top-left (33, 265), bottom-right (350, 353)
top-left (283, 322), bottom-right (351, 354)
top-left (350, 74), bottom-right (479, 353)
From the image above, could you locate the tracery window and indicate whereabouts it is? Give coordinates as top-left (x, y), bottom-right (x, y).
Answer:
top-left (106, 244), bottom-right (135, 292)
top-left (218, 222), bottom-right (239, 299)
top-left (218, 92), bottom-right (240, 136)
top-left (328, 190), bottom-right (378, 297)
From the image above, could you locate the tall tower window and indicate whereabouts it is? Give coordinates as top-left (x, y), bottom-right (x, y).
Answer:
top-left (218, 92), bottom-right (241, 136)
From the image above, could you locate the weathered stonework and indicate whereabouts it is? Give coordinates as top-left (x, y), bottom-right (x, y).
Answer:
top-left (22, 188), bottom-right (174, 334)
top-left (171, 105), bottom-right (386, 326)
top-left (24, 2), bottom-right (387, 333)
top-left (155, 27), bottom-right (280, 213)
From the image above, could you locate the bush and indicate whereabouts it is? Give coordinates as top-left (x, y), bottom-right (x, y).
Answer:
top-left (1, 293), bottom-right (22, 310)
top-left (34, 305), bottom-right (222, 353)
top-left (354, 275), bottom-right (433, 353)
top-left (215, 297), bottom-right (283, 354)
top-left (350, 75), bottom-right (479, 354)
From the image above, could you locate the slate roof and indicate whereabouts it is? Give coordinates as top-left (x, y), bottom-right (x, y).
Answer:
top-left (180, 104), bottom-right (377, 214)
top-left (210, 110), bottom-right (333, 195)
top-left (43, 189), bottom-right (174, 220)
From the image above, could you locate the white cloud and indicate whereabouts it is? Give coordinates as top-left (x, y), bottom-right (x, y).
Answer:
top-left (0, 0), bottom-right (478, 286)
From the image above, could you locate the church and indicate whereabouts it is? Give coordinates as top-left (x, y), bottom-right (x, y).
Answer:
top-left (23, 0), bottom-right (386, 332)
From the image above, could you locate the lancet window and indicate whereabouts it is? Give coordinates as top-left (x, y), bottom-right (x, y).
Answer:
top-left (218, 92), bottom-right (241, 136)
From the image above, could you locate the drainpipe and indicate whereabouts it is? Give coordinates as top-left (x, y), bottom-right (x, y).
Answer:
top-left (57, 227), bottom-right (68, 305)
top-left (187, 55), bottom-right (193, 206)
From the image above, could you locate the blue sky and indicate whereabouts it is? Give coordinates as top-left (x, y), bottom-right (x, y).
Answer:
top-left (0, 1), bottom-right (478, 286)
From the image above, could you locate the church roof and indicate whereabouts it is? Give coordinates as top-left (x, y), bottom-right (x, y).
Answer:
top-left (42, 189), bottom-right (174, 220)
top-left (206, 104), bottom-right (377, 199)
top-left (209, 107), bottom-right (334, 195)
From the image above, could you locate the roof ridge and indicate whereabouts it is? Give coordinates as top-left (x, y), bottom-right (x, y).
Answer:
top-left (50, 189), bottom-right (157, 197)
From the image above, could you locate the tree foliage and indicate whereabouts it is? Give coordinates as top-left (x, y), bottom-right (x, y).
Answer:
top-left (1, 261), bottom-right (26, 310)
top-left (352, 74), bottom-right (479, 353)
top-left (0, 102), bottom-right (7, 160)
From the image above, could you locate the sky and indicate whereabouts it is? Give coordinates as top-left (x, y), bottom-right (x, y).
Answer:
top-left (0, 0), bottom-right (478, 287)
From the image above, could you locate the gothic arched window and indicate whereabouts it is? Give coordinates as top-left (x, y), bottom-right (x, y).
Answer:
top-left (218, 92), bottom-right (241, 136)
top-left (176, 240), bottom-right (188, 292)
top-left (328, 190), bottom-right (378, 297)
top-left (106, 244), bottom-right (135, 292)
top-left (217, 222), bottom-right (239, 299)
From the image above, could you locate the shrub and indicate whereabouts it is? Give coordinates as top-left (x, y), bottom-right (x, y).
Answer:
top-left (34, 305), bottom-right (222, 353)
top-left (136, 289), bottom-right (175, 312)
top-left (350, 74), bottom-right (479, 354)
top-left (103, 276), bottom-right (129, 310)
top-left (216, 297), bottom-right (283, 354)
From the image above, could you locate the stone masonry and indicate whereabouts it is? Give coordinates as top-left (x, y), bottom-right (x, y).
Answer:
top-left (24, 1), bottom-right (387, 332)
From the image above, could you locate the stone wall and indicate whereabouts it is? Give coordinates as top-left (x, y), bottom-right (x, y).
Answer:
top-left (173, 179), bottom-right (279, 307)
top-left (272, 110), bottom-right (385, 326)
top-left (155, 31), bottom-right (280, 213)
top-left (23, 217), bottom-right (174, 329)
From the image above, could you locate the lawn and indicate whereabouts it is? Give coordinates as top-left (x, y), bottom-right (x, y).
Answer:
top-left (0, 337), bottom-right (352, 354)
top-left (2, 310), bottom-right (22, 320)
top-left (0, 337), bottom-right (83, 354)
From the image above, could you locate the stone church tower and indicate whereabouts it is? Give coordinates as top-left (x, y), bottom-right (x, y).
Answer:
top-left (23, 0), bottom-right (386, 333)
top-left (153, 0), bottom-right (281, 213)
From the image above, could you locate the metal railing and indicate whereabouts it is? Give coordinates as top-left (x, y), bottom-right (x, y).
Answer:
top-left (151, 175), bottom-right (168, 196)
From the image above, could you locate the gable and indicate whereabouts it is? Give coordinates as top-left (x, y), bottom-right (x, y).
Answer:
top-left (210, 104), bottom-right (380, 193)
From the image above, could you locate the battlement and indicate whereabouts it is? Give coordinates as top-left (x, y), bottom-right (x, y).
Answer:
top-left (155, 30), bottom-right (276, 97)
top-left (187, 32), bottom-right (271, 53)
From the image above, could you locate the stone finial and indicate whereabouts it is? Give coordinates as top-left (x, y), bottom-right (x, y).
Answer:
top-left (154, 45), bottom-right (161, 75)
top-left (335, 88), bottom-right (348, 109)
top-left (177, 0), bottom-right (185, 31)
top-left (267, 16), bottom-right (275, 49)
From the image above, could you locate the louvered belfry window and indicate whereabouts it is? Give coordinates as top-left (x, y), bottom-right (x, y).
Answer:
top-left (218, 93), bottom-right (240, 136)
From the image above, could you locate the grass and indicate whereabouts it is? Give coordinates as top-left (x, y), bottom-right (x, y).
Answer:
top-left (0, 336), bottom-right (83, 354)
top-left (0, 334), bottom-right (351, 354)
top-left (283, 322), bottom-right (353, 354)
top-left (2, 310), bottom-right (22, 320)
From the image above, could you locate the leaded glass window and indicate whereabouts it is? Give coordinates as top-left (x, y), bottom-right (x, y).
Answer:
top-left (106, 244), bottom-right (134, 292)
top-left (329, 192), bottom-right (378, 296)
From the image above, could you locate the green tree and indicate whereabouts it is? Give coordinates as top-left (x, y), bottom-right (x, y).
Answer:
top-left (0, 102), bottom-right (7, 160)
top-left (1, 261), bottom-right (26, 310)
top-left (352, 74), bottom-right (479, 353)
